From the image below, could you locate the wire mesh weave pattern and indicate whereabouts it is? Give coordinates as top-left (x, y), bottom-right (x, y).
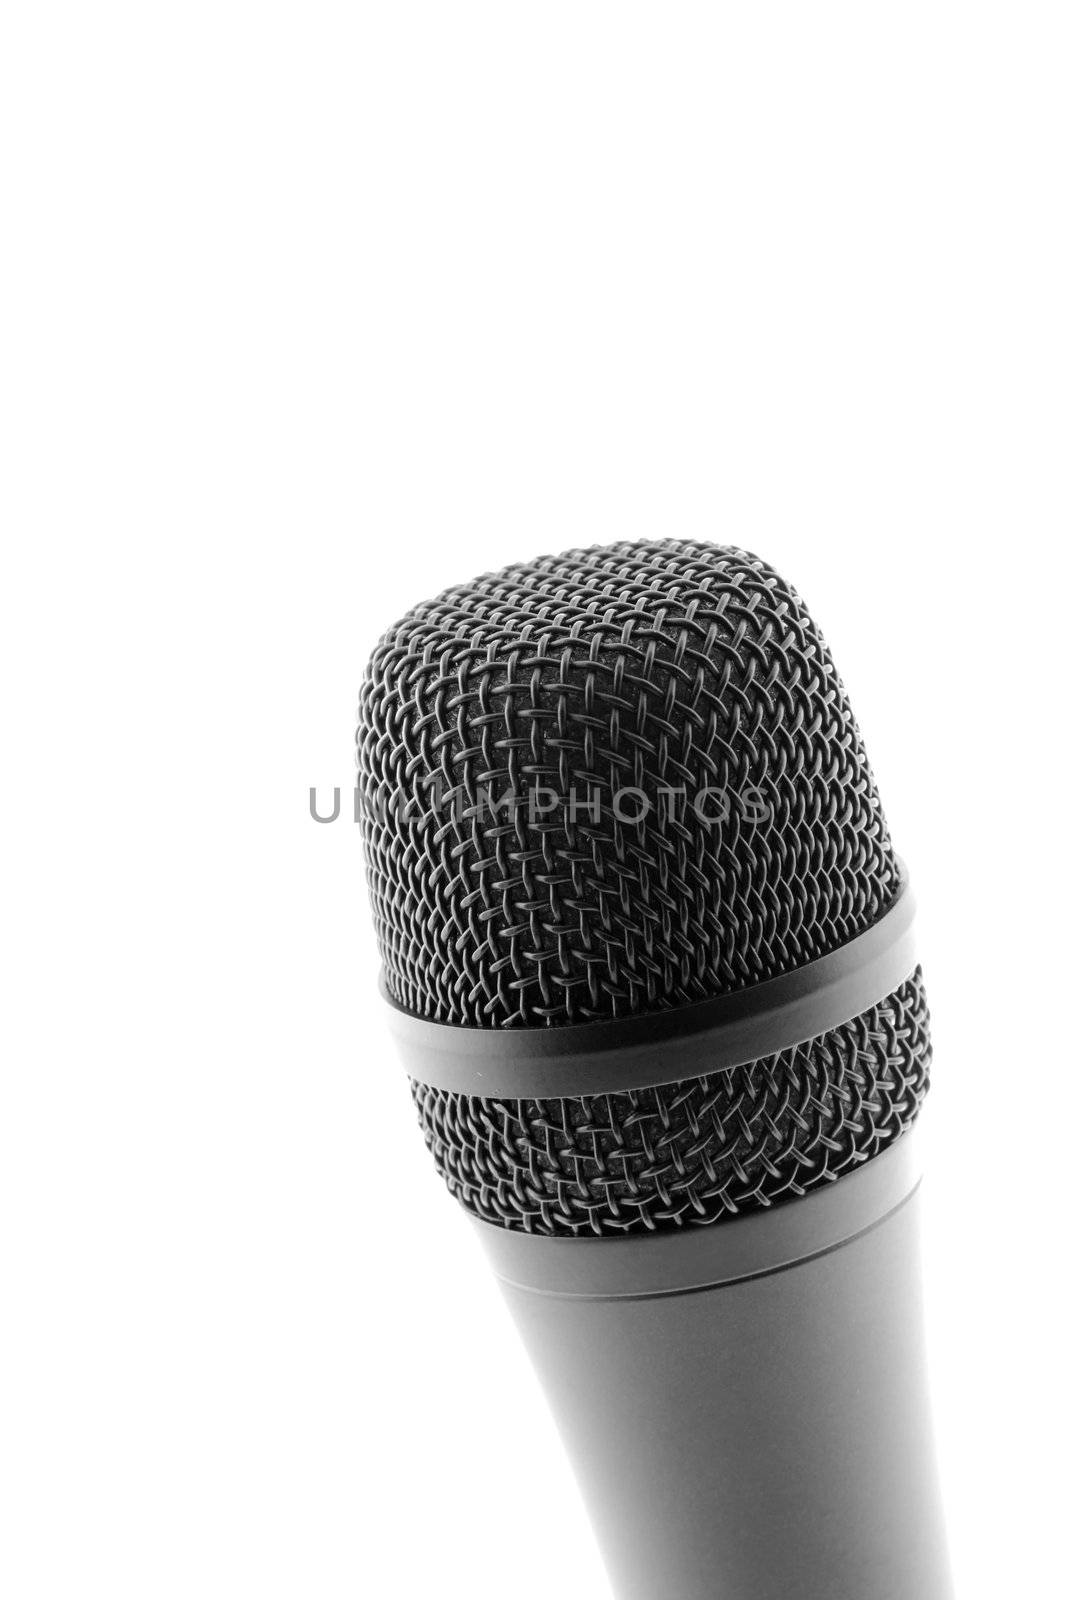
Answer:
top-left (358, 539), bottom-right (901, 1028)
top-left (412, 968), bottom-right (931, 1236)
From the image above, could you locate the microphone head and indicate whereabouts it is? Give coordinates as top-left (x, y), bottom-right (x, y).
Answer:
top-left (357, 540), bottom-right (930, 1235)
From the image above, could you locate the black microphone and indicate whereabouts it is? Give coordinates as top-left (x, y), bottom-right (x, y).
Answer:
top-left (357, 540), bottom-right (952, 1600)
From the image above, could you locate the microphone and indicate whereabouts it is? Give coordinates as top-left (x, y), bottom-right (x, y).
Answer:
top-left (357, 540), bottom-right (952, 1600)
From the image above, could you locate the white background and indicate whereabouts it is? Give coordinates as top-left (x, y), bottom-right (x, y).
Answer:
top-left (2, 4), bottom-right (1069, 1597)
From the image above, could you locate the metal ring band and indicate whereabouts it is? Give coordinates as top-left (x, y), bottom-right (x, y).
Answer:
top-left (382, 870), bottom-right (917, 1100)
top-left (474, 1127), bottom-right (923, 1299)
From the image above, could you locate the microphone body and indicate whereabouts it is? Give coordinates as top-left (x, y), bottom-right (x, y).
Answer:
top-left (480, 1135), bottom-right (949, 1600)
top-left (357, 540), bottom-right (952, 1598)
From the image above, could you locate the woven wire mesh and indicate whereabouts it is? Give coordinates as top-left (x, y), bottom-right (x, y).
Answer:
top-left (357, 540), bottom-right (926, 1233)
top-left (358, 539), bottom-right (901, 1029)
top-left (412, 968), bottom-right (930, 1236)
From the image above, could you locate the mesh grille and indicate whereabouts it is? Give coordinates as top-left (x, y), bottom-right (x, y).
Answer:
top-left (357, 540), bottom-right (900, 1029)
top-left (413, 969), bottom-right (931, 1236)
top-left (357, 540), bottom-right (927, 1235)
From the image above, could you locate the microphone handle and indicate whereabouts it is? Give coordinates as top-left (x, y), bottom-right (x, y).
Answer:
top-left (476, 1129), bottom-right (953, 1600)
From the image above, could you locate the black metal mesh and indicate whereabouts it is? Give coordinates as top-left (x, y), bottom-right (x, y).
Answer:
top-left (357, 539), bottom-right (927, 1235)
top-left (358, 539), bottom-right (900, 1027)
top-left (412, 968), bottom-right (930, 1236)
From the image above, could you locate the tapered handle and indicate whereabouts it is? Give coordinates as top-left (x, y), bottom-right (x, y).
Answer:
top-left (478, 1138), bottom-right (952, 1600)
